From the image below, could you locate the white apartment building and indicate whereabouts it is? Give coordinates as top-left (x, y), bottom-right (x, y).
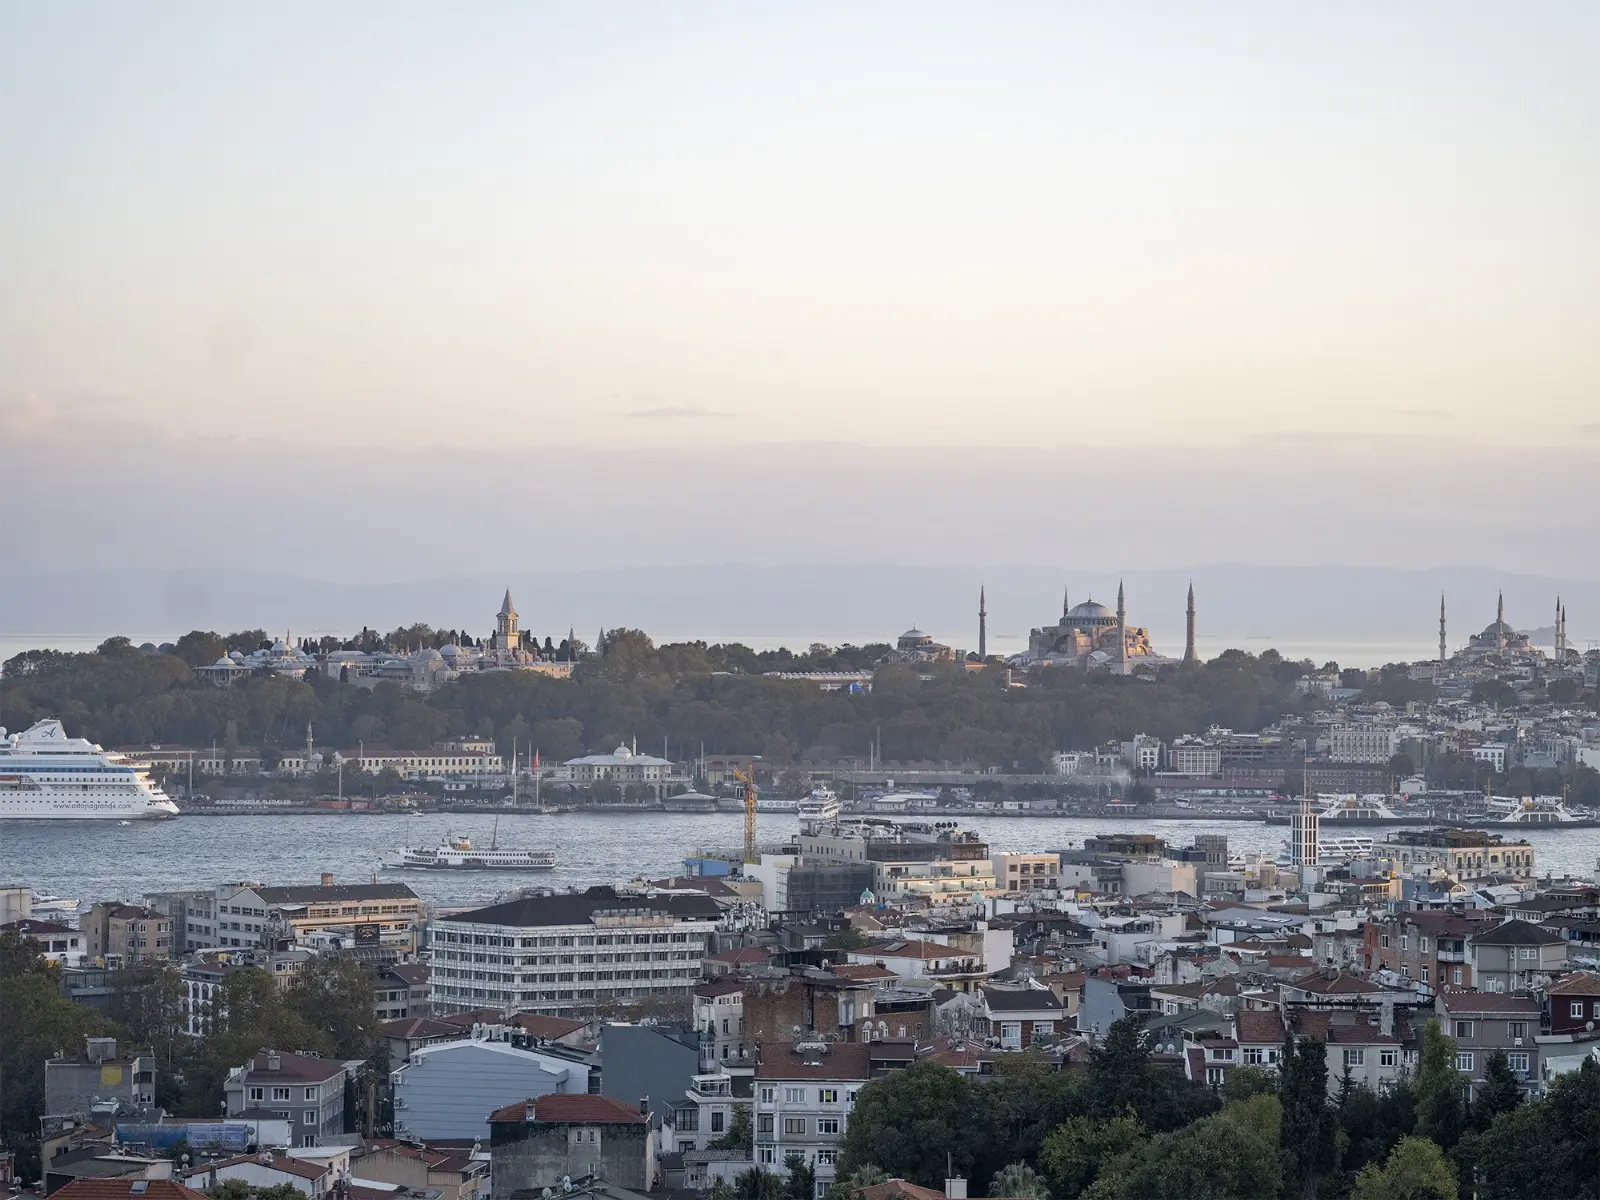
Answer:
top-left (564, 744), bottom-right (673, 784)
top-left (1120, 735), bottom-right (1163, 772)
top-left (754, 1040), bottom-right (915, 1195)
top-left (427, 885), bottom-right (722, 1016)
top-left (1, 918), bottom-right (86, 967)
top-left (1328, 725), bottom-right (1397, 764)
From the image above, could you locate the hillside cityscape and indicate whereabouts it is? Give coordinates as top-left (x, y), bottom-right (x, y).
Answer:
top-left (7, 4), bottom-right (1600, 1200)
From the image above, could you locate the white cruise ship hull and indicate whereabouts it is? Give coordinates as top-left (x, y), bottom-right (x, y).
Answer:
top-left (0, 720), bottom-right (180, 821)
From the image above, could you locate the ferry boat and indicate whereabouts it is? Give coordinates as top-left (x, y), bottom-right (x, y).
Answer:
top-left (381, 829), bottom-right (556, 871)
top-left (1317, 793), bottom-right (1401, 821)
top-left (1490, 796), bottom-right (1580, 825)
top-left (0, 720), bottom-right (180, 820)
top-left (797, 786), bottom-right (841, 821)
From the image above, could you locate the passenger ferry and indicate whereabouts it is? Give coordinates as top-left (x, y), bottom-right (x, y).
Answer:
top-left (1317, 793), bottom-right (1401, 821)
top-left (0, 720), bottom-right (180, 820)
top-left (797, 786), bottom-right (841, 821)
top-left (1490, 796), bottom-right (1580, 825)
top-left (381, 830), bottom-right (556, 871)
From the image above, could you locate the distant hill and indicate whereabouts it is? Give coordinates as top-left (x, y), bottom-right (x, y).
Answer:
top-left (0, 564), bottom-right (1593, 662)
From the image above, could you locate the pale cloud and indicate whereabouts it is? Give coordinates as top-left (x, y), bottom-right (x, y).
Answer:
top-left (621, 406), bottom-right (739, 421)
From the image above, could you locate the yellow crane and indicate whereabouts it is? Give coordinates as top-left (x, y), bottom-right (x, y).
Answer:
top-left (732, 765), bottom-right (757, 863)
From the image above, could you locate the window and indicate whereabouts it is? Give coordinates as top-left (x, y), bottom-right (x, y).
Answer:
top-left (249, 1087), bottom-right (264, 1102)
top-left (272, 1087), bottom-right (291, 1101)
top-left (1421, 966), bottom-right (1429, 984)
top-left (817, 1118), bottom-right (840, 1135)
top-left (1573, 1002), bottom-right (1586, 1019)
top-left (1379, 1050), bottom-right (1397, 1068)
top-left (1206, 1067), bottom-right (1224, 1086)
top-left (819, 1089), bottom-right (838, 1104)
top-left (1521, 948), bottom-right (1537, 961)
top-left (1343, 1049), bottom-right (1365, 1068)
top-left (1507, 1052), bottom-right (1530, 1074)
top-left (1453, 1021), bottom-right (1474, 1040)
top-left (1380, 934), bottom-right (1390, 949)
top-left (302, 1110), bottom-right (316, 1125)
top-left (1242, 1048), bottom-right (1264, 1065)
top-left (711, 1111), bottom-right (725, 1134)
top-left (304, 1087), bottom-right (318, 1101)
top-left (1400, 935), bottom-right (1408, 951)
top-left (784, 1117), bottom-right (807, 1135)
top-left (760, 1086), bottom-right (776, 1104)
top-left (816, 1150), bottom-right (838, 1166)
top-left (1419, 936), bottom-right (1430, 953)
top-left (1453, 967), bottom-right (1462, 985)
top-left (783, 1087), bottom-right (806, 1104)
top-left (1456, 1053), bottom-right (1474, 1073)
top-left (1508, 1021), bottom-right (1527, 1040)
top-left (758, 1148), bottom-right (776, 1166)
top-left (758, 1115), bottom-right (774, 1134)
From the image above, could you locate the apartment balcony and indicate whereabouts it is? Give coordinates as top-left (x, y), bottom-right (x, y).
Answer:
top-left (691, 1074), bottom-right (733, 1097)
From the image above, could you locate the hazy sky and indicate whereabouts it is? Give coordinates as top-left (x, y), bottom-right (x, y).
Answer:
top-left (3, 2), bottom-right (1598, 452)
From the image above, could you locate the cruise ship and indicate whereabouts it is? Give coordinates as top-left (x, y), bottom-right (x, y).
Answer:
top-left (381, 832), bottom-right (556, 871)
top-left (0, 720), bottom-right (180, 821)
top-left (797, 786), bottom-right (842, 821)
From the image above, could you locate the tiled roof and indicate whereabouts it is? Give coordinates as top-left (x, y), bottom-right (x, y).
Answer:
top-left (490, 1094), bottom-right (647, 1124)
top-left (509, 1013), bottom-right (587, 1039)
top-left (1470, 919), bottom-right (1564, 947)
top-left (0, 918), bottom-right (78, 935)
top-left (187, 1156), bottom-right (329, 1182)
top-left (704, 947), bottom-right (774, 965)
top-left (387, 963), bottom-right (430, 986)
top-left (1290, 970), bottom-right (1381, 996)
top-left (1235, 1009), bottom-right (1286, 1044)
top-left (694, 978), bottom-right (747, 997)
top-left (852, 1182), bottom-right (947, 1200)
top-left (856, 940), bottom-right (959, 960)
top-left (755, 1041), bottom-right (875, 1081)
top-left (376, 1016), bottom-right (460, 1039)
top-left (51, 1182), bottom-right (210, 1200)
top-left (1437, 990), bottom-right (1542, 1014)
top-left (981, 986), bottom-right (1064, 1012)
top-left (235, 1049), bottom-right (347, 1083)
top-left (1547, 971), bottom-right (1600, 996)
top-left (254, 883), bottom-right (420, 904)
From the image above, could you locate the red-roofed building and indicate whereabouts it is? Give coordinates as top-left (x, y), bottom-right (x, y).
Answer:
top-left (1548, 971), bottom-right (1600, 1036)
top-left (489, 1094), bottom-right (654, 1193)
top-left (51, 1181), bottom-right (210, 1200)
top-left (183, 1153), bottom-right (333, 1197)
top-left (351, 1141), bottom-right (488, 1200)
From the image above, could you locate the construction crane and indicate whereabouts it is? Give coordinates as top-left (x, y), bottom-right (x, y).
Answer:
top-left (732, 766), bottom-right (757, 863)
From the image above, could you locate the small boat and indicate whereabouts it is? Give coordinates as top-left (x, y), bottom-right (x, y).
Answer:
top-left (118, 820), bottom-right (132, 826)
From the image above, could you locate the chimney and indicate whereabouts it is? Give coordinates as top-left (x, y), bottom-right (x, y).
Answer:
top-left (1380, 997), bottom-right (1395, 1038)
top-left (945, 1179), bottom-right (967, 1200)
top-left (321, 872), bottom-right (335, 888)
top-left (639, 1096), bottom-right (650, 1115)
top-left (267, 1051), bottom-right (281, 1071)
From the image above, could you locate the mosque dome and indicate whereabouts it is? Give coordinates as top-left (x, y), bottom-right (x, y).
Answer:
top-left (1067, 600), bottom-right (1115, 623)
top-left (412, 647), bottom-right (444, 664)
top-left (439, 643), bottom-right (461, 659)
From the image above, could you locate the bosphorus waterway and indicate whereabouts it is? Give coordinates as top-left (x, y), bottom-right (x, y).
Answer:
top-left (5, 812), bottom-right (1600, 908)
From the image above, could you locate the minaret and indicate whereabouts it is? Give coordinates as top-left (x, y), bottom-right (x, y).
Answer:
top-left (1183, 581), bottom-right (1197, 664)
top-left (978, 586), bottom-right (988, 661)
top-left (1116, 579), bottom-right (1128, 675)
top-left (1062, 586), bottom-right (1070, 622)
top-left (1496, 591), bottom-right (1506, 650)
top-left (1439, 594), bottom-right (1447, 664)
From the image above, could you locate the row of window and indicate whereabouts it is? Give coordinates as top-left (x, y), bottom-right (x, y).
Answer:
top-left (433, 967), bottom-right (698, 983)
top-left (436, 930), bottom-right (697, 947)
top-left (247, 1086), bottom-right (320, 1101)
top-left (435, 949), bottom-right (698, 965)
top-left (758, 1086), bottom-right (855, 1106)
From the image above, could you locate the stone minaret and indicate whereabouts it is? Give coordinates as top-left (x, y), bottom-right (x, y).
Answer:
top-left (1496, 591), bottom-right (1506, 650)
top-left (1183, 581), bottom-right (1197, 664)
top-left (1439, 593), bottom-right (1447, 664)
top-left (978, 586), bottom-right (987, 661)
top-left (1062, 585), bottom-right (1070, 622)
top-left (1116, 579), bottom-right (1128, 675)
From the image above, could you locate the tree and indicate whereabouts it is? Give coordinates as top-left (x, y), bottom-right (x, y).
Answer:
top-left (1470, 1050), bottom-right (1521, 1130)
top-left (1110, 1094), bottom-right (1284, 1200)
top-left (837, 1062), bottom-right (985, 1186)
top-left (1279, 1034), bottom-right (1339, 1200)
top-left (284, 954), bottom-right (380, 1060)
top-left (708, 1103), bottom-right (752, 1153)
top-left (1475, 1058), bottom-right (1600, 1200)
top-left (1039, 1115), bottom-right (1145, 1200)
top-left (174, 631), bottom-right (227, 668)
top-left (732, 1168), bottom-right (784, 1200)
top-left (989, 1162), bottom-right (1050, 1200)
top-left (1412, 1021), bottom-right (1465, 1150)
top-left (784, 1154), bottom-right (816, 1200)
top-left (1352, 1137), bottom-right (1458, 1200)
top-left (823, 1165), bottom-right (888, 1200)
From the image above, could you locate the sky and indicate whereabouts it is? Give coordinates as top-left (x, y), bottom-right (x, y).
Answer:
top-left (2, 2), bottom-right (1598, 456)
top-left (2, 3), bottom-right (1598, 595)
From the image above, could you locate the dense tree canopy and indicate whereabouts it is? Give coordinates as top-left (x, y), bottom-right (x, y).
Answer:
top-left (1, 635), bottom-right (1325, 770)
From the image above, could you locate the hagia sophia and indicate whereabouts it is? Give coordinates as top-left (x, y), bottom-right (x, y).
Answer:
top-left (1011, 580), bottom-right (1198, 673)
